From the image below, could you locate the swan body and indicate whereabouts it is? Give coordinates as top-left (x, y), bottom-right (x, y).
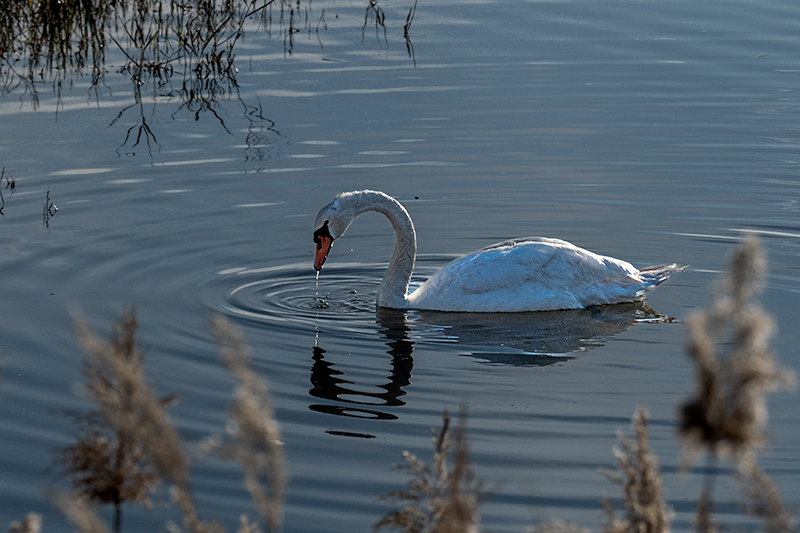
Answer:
top-left (313, 190), bottom-right (686, 312)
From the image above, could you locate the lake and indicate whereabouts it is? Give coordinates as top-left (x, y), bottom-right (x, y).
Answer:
top-left (1, 0), bottom-right (799, 531)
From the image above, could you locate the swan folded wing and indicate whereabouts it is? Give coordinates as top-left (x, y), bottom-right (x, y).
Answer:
top-left (408, 238), bottom-right (647, 312)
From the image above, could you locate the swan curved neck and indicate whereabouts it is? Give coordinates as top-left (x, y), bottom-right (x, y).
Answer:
top-left (346, 191), bottom-right (416, 308)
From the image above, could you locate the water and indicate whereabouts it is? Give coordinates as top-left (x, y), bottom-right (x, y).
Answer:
top-left (1, 0), bottom-right (800, 530)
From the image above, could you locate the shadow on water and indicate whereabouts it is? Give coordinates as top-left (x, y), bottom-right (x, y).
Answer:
top-left (308, 301), bottom-right (672, 430)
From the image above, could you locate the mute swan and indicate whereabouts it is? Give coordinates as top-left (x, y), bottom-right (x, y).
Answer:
top-left (312, 190), bottom-right (686, 312)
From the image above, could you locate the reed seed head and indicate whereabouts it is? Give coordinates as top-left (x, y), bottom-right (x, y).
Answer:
top-left (7, 513), bottom-right (43, 533)
top-left (50, 490), bottom-right (109, 533)
top-left (678, 235), bottom-right (795, 466)
top-left (735, 463), bottom-right (795, 533)
top-left (212, 315), bottom-right (286, 533)
top-left (61, 307), bottom-right (210, 531)
top-left (601, 406), bottom-right (671, 533)
top-left (375, 409), bottom-right (481, 533)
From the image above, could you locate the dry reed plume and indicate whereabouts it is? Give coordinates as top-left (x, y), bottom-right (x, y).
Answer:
top-left (60, 307), bottom-right (188, 532)
top-left (735, 463), bottom-right (796, 533)
top-left (49, 308), bottom-right (284, 533)
top-left (7, 513), bottom-right (42, 533)
top-left (677, 236), bottom-right (795, 532)
top-left (375, 236), bottom-right (795, 533)
top-left (50, 491), bottom-right (111, 533)
top-left (6, 237), bottom-right (796, 533)
top-left (375, 409), bottom-right (482, 533)
top-left (532, 522), bottom-right (591, 533)
top-left (600, 406), bottom-right (671, 533)
top-left (679, 235), bottom-right (793, 463)
top-left (211, 315), bottom-right (287, 533)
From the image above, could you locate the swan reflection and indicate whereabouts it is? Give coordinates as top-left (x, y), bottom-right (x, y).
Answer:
top-left (414, 301), bottom-right (669, 364)
top-left (309, 301), bottom-right (670, 425)
top-left (308, 310), bottom-right (415, 426)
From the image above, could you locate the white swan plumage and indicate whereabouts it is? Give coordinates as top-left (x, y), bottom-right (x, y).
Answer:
top-left (313, 190), bottom-right (686, 312)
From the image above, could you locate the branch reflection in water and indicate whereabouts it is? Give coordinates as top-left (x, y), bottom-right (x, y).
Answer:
top-left (308, 302), bottom-right (672, 426)
top-left (0, 0), bottom-right (414, 160)
top-left (106, 0), bottom-right (288, 159)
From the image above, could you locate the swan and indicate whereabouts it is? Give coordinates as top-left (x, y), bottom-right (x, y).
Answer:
top-left (312, 190), bottom-right (686, 312)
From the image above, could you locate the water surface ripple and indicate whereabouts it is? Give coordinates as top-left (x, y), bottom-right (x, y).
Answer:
top-left (2, 0), bottom-right (800, 530)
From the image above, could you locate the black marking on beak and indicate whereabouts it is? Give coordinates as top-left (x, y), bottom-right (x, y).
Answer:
top-left (313, 220), bottom-right (333, 250)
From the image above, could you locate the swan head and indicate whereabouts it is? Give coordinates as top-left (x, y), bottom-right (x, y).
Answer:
top-left (312, 195), bottom-right (357, 271)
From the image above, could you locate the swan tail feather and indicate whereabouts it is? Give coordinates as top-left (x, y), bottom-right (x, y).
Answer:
top-left (639, 263), bottom-right (688, 287)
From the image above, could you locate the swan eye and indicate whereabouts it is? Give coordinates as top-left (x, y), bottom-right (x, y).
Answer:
top-left (313, 220), bottom-right (332, 248)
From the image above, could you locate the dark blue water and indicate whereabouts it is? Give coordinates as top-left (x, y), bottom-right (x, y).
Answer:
top-left (1, 0), bottom-right (799, 530)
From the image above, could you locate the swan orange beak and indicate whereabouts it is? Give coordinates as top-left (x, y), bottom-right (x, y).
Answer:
top-left (314, 235), bottom-right (333, 271)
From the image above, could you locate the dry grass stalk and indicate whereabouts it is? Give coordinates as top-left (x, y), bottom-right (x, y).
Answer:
top-left (63, 308), bottom-right (173, 531)
top-left (601, 406), bottom-right (671, 533)
top-left (235, 514), bottom-right (262, 533)
top-left (167, 484), bottom-right (226, 533)
top-left (375, 409), bottom-right (481, 533)
top-left (692, 491), bottom-right (715, 533)
top-left (51, 490), bottom-right (109, 533)
top-left (211, 315), bottom-right (286, 533)
top-left (677, 236), bottom-right (795, 532)
top-left (678, 235), bottom-right (794, 465)
top-left (60, 309), bottom-right (283, 533)
top-left (531, 521), bottom-right (591, 533)
top-left (7, 513), bottom-right (43, 533)
top-left (736, 463), bottom-right (795, 533)
top-left (600, 498), bottom-right (629, 533)
top-left (64, 308), bottom-right (220, 533)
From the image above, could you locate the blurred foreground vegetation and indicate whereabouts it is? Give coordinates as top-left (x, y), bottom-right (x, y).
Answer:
top-left (4, 237), bottom-right (796, 533)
